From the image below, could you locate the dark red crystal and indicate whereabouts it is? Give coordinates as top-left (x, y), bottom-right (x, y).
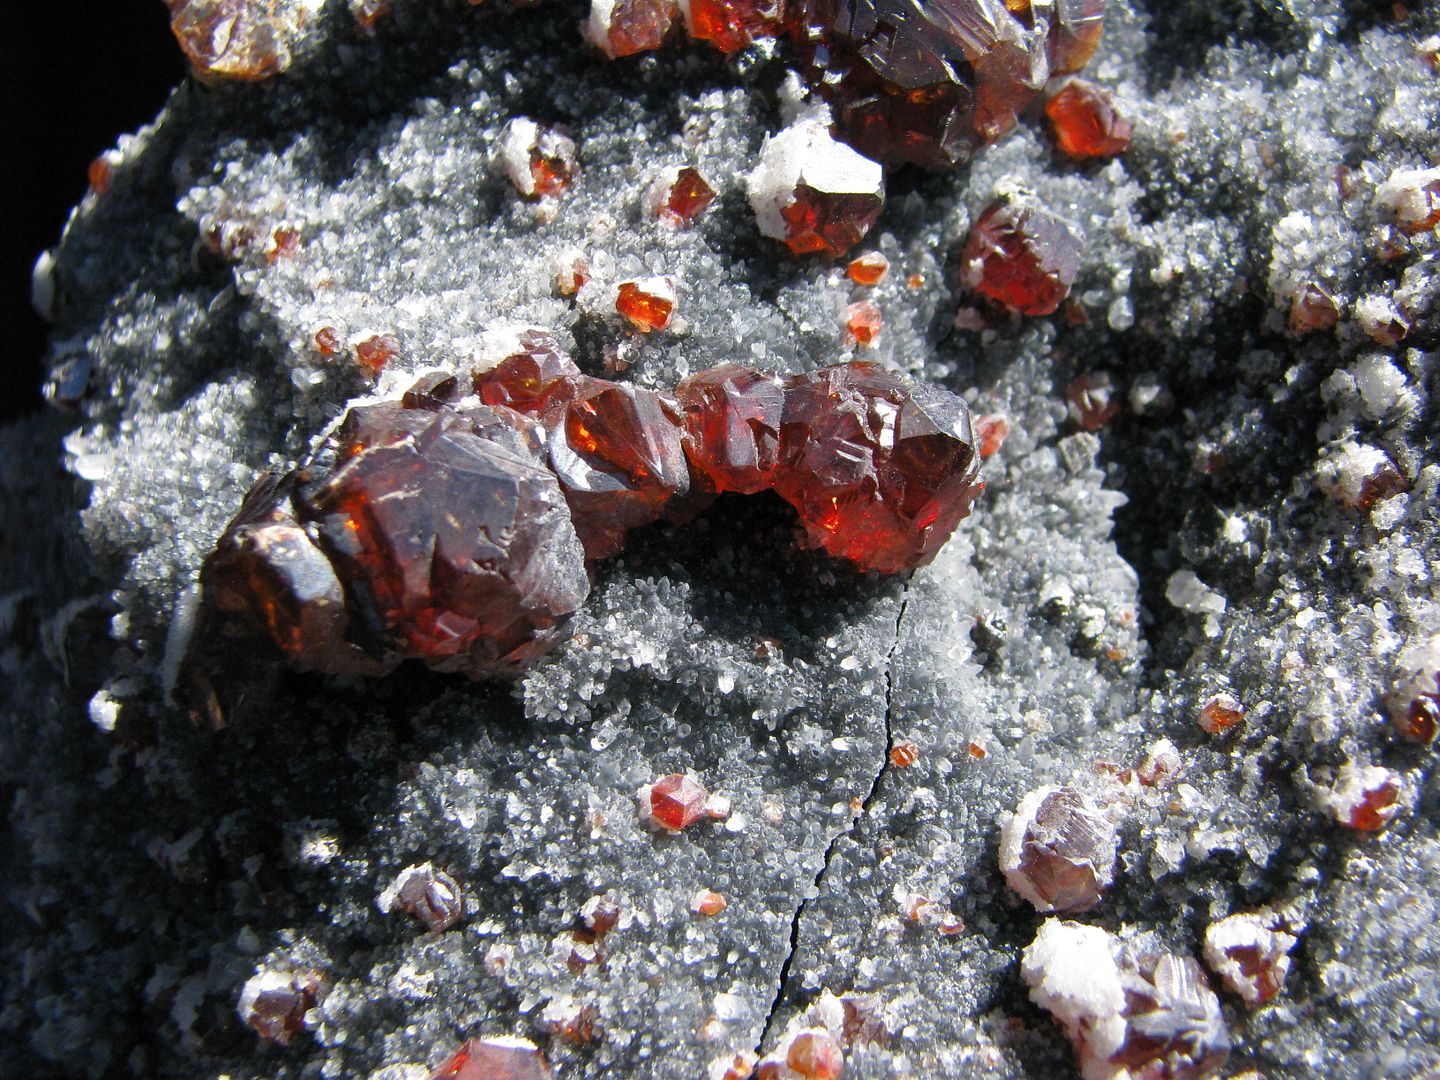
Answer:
top-left (961, 198), bottom-right (1084, 316)
top-left (1111, 949), bottom-right (1231, 1080)
top-left (788, 0), bottom-right (1108, 170)
top-left (774, 363), bottom-right (983, 573)
top-left (548, 379), bottom-right (695, 559)
top-left (1046, 78), bottom-right (1133, 160)
top-left (474, 331), bottom-right (582, 420)
top-left (676, 363), bottom-right (787, 494)
top-left (685, 0), bottom-right (786, 52)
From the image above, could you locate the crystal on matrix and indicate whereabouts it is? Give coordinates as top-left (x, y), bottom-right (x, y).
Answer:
top-left (616, 276), bottom-right (678, 332)
top-left (846, 251), bottom-right (889, 286)
top-left (379, 863), bottom-right (465, 932)
top-left (1322, 763), bottom-right (1402, 832)
top-left (1387, 634), bottom-right (1440, 745)
top-left (430, 1036), bottom-right (554, 1080)
top-left (1000, 786), bottom-right (1118, 913)
top-left (844, 300), bottom-right (882, 347)
top-left (692, 888), bottom-right (728, 916)
top-left (1198, 692), bottom-right (1245, 734)
top-left (676, 363), bottom-right (786, 494)
top-left (961, 197), bottom-right (1084, 316)
top-left (500, 119), bottom-right (579, 199)
top-left (788, 0), bottom-right (1108, 170)
top-left (1288, 282), bottom-right (1341, 334)
top-left (587, 0), bottom-right (678, 57)
top-left (1067, 371), bottom-right (1119, 431)
top-left (473, 329), bottom-right (582, 419)
top-left (1045, 78), bottom-right (1133, 159)
top-left (237, 968), bottom-right (326, 1046)
top-left (650, 165), bottom-right (718, 225)
top-left (1203, 909), bottom-right (1302, 1007)
top-left (167, 0), bottom-right (322, 82)
top-left (645, 773), bottom-right (710, 832)
top-left (785, 1028), bottom-right (845, 1079)
top-left (889, 739), bottom-right (919, 767)
top-left (748, 119), bottom-right (885, 258)
top-left (353, 331), bottom-right (400, 376)
top-left (681, 0), bottom-right (785, 52)
top-left (774, 363), bottom-right (983, 573)
top-left (1023, 920), bottom-right (1231, 1080)
top-left (1374, 165), bottom-right (1440, 235)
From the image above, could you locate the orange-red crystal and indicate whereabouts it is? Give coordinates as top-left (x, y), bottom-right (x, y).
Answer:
top-left (686, 0), bottom-right (785, 52)
top-left (962, 200), bottom-right (1084, 316)
top-left (845, 300), bottom-right (882, 347)
top-left (657, 166), bottom-right (717, 225)
top-left (1046, 79), bottom-right (1133, 160)
top-left (649, 773), bottom-right (709, 831)
top-left (847, 251), bottom-right (889, 286)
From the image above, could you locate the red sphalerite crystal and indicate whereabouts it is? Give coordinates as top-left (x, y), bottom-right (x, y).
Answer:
top-left (1111, 949), bottom-right (1231, 1079)
top-left (587, 0), bottom-right (678, 57)
top-left (313, 326), bottom-right (342, 356)
top-left (1203, 909), bottom-right (1302, 1007)
top-left (548, 379), bottom-right (694, 558)
top-left (676, 363), bottom-right (786, 494)
top-left (1325, 764), bottom-right (1402, 832)
top-left (1388, 635), bottom-right (1440, 744)
top-left (692, 888), bottom-right (728, 915)
top-left (474, 330), bottom-right (582, 419)
top-left (845, 300), bottom-right (882, 347)
top-left (647, 773), bottom-right (709, 831)
top-left (961, 198), bottom-right (1084, 316)
top-left (1289, 282), bottom-right (1341, 334)
top-left (385, 863), bottom-right (465, 932)
top-left (788, 0), bottom-right (1108, 170)
top-left (167, 0), bottom-right (316, 82)
top-left (616, 276), bottom-right (678, 332)
top-left (500, 119), bottom-right (578, 199)
top-left (652, 166), bottom-right (717, 225)
top-left (1067, 372), bottom-right (1119, 431)
top-left (847, 251), bottom-right (890, 286)
top-left (1045, 79), bottom-right (1133, 159)
top-left (749, 119), bottom-right (885, 258)
top-left (786, 1028), bottom-right (845, 1079)
top-left (683, 0), bottom-right (785, 51)
top-left (431, 1037), bottom-right (554, 1080)
top-left (238, 968), bottom-right (326, 1045)
top-left (354, 332), bottom-right (400, 376)
top-left (1000, 786), bottom-right (1118, 913)
top-left (1198, 692), bottom-right (1245, 734)
top-left (774, 362), bottom-right (983, 573)
top-left (973, 414), bottom-right (1010, 457)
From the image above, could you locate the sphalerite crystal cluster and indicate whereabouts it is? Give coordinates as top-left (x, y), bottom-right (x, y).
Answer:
top-left (8, 0), bottom-right (1440, 1078)
top-left (194, 348), bottom-right (982, 687)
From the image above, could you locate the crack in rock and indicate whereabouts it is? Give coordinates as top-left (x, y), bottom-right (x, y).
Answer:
top-left (755, 573), bottom-right (914, 1054)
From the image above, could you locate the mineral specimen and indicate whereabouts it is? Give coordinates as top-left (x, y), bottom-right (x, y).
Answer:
top-left (1197, 692), bottom-right (1245, 734)
top-left (843, 299), bottom-right (882, 346)
top-left (961, 197), bottom-right (1084, 316)
top-left (1202, 909), bottom-right (1302, 1007)
top-left (430, 1036), bottom-right (554, 1080)
top-left (846, 251), bottom-right (889, 286)
top-left (676, 363), bottom-right (787, 494)
top-left (748, 119), bottom-right (885, 258)
top-left (1023, 920), bottom-right (1231, 1080)
top-left (586, 0), bottom-right (678, 58)
top-left (1321, 763), bottom-right (1403, 832)
top-left (644, 772), bottom-right (710, 831)
top-left (1045, 78), bottom-right (1133, 160)
top-left (378, 863), bottom-right (466, 932)
top-left (788, 0), bottom-right (1108, 170)
top-left (615, 276), bottom-right (678, 331)
top-left (681, 0), bottom-right (785, 53)
top-left (773, 363), bottom-right (984, 574)
top-left (1387, 634), bottom-right (1440, 744)
top-left (649, 165), bottom-right (718, 225)
top-left (167, 0), bottom-right (322, 82)
top-left (237, 968), bottom-right (327, 1046)
top-left (1000, 787), bottom-right (1118, 913)
top-left (499, 119), bottom-right (579, 199)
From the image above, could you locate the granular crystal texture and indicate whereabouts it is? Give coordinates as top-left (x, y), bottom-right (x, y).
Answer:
top-left (961, 197), bottom-right (1084, 315)
top-left (774, 362), bottom-right (983, 573)
top-left (748, 119), bottom-right (885, 258)
top-left (788, 0), bottom-right (1107, 170)
top-left (676, 363), bottom-right (786, 494)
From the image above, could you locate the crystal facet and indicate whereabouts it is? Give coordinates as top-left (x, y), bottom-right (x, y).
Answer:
top-left (748, 119), bottom-right (885, 258)
top-left (961, 197), bottom-right (1084, 315)
top-left (676, 363), bottom-right (787, 494)
top-left (1045, 78), bottom-right (1133, 159)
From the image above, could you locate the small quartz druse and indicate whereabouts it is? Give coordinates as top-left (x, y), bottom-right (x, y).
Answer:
top-left (193, 347), bottom-right (983, 685)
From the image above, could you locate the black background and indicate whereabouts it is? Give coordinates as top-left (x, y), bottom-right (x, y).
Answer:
top-left (6, 5), bottom-right (183, 424)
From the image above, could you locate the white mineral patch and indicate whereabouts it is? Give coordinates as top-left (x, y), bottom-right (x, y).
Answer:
top-left (746, 118), bottom-right (883, 243)
top-left (499, 118), bottom-right (542, 197)
top-left (1021, 920), bottom-right (1127, 1071)
top-left (1165, 570), bottom-right (1226, 615)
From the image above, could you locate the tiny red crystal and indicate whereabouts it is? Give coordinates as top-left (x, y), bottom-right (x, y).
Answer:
top-left (1067, 372), bottom-right (1120, 431)
top-left (844, 300), bottom-right (882, 347)
top-left (648, 773), bottom-right (709, 831)
top-left (616, 277), bottom-right (677, 332)
top-left (684, 0), bottom-right (785, 52)
top-left (786, 1028), bottom-right (845, 1079)
top-left (589, 0), bottom-right (677, 57)
top-left (354, 332), bottom-right (400, 376)
top-left (1045, 79), bottom-right (1133, 160)
top-left (430, 1037), bottom-right (554, 1080)
top-left (1198, 692), bottom-right (1245, 734)
top-left (655, 166), bottom-right (717, 225)
top-left (961, 199), bottom-right (1084, 316)
top-left (846, 251), bottom-right (889, 286)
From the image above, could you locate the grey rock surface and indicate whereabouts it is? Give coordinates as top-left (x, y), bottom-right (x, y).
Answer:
top-left (2, 1), bottom-right (1437, 1078)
